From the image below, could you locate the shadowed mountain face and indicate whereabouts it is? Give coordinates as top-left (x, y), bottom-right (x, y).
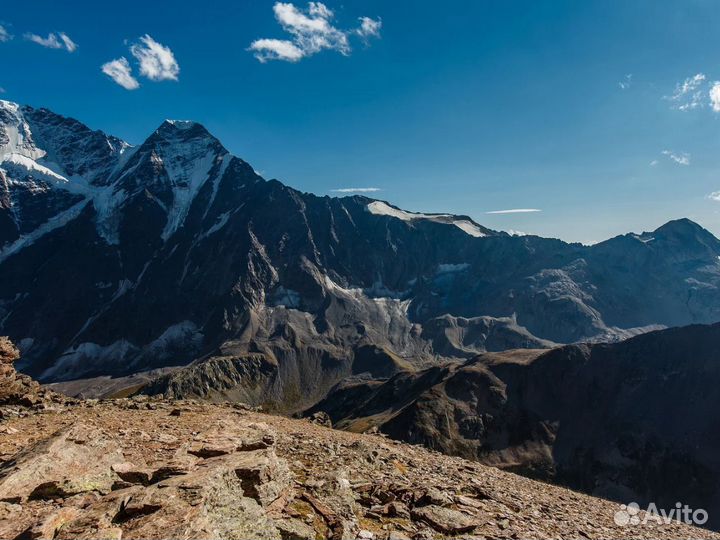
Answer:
top-left (1, 100), bottom-right (720, 406)
top-left (309, 323), bottom-right (720, 528)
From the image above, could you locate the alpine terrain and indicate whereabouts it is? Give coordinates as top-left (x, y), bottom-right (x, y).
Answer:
top-left (1, 99), bottom-right (719, 405)
top-left (3, 101), bottom-right (720, 533)
top-left (1, 338), bottom-right (717, 540)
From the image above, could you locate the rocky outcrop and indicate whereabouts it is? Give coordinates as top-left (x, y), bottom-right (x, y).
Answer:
top-left (0, 336), bottom-right (72, 416)
top-left (1, 395), bottom-right (716, 539)
top-left (310, 322), bottom-right (720, 528)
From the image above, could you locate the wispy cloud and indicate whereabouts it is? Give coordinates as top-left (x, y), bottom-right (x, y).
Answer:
top-left (0, 25), bottom-right (12, 43)
top-left (356, 16), bottom-right (382, 40)
top-left (667, 73), bottom-right (706, 110)
top-left (249, 2), bottom-right (381, 62)
top-left (486, 208), bottom-right (542, 214)
top-left (0, 87), bottom-right (5, 94)
top-left (649, 159), bottom-right (659, 166)
top-left (707, 191), bottom-right (720, 202)
top-left (248, 39), bottom-right (305, 62)
top-left (101, 57), bottom-right (140, 90)
top-left (24, 31), bottom-right (77, 52)
top-left (331, 187), bottom-right (382, 193)
top-left (662, 149), bottom-right (690, 166)
top-left (130, 35), bottom-right (179, 81)
top-left (618, 73), bottom-right (632, 90)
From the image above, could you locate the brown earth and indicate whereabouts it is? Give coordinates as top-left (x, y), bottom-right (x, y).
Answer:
top-left (1, 395), bottom-right (717, 540)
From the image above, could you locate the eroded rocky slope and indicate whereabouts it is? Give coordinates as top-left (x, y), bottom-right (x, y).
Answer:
top-left (309, 322), bottom-right (720, 528)
top-left (2, 394), bottom-right (718, 540)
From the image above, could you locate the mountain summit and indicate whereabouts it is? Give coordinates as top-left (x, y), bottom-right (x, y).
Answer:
top-left (0, 102), bottom-right (719, 403)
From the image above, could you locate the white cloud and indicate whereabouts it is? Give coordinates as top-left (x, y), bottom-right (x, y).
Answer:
top-left (0, 25), bottom-right (12, 43)
top-left (25, 31), bottom-right (77, 52)
top-left (356, 17), bottom-right (382, 40)
top-left (668, 73), bottom-right (707, 110)
top-left (331, 187), bottom-right (381, 193)
top-left (277, 2), bottom-right (349, 55)
top-left (130, 35), bottom-right (179, 81)
top-left (308, 2), bottom-right (332, 19)
top-left (673, 73), bottom-right (706, 97)
top-left (250, 2), bottom-right (380, 62)
top-left (709, 82), bottom-right (720, 113)
top-left (249, 38), bottom-right (305, 63)
top-left (618, 73), bottom-right (632, 90)
top-left (486, 208), bottom-right (542, 214)
top-left (59, 33), bottom-right (77, 52)
top-left (662, 149), bottom-right (690, 166)
top-left (101, 57), bottom-right (140, 90)
top-left (650, 159), bottom-right (659, 166)
top-left (707, 191), bottom-right (720, 202)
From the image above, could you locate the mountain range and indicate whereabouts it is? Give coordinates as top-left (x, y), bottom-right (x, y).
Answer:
top-left (2, 99), bottom-right (719, 398)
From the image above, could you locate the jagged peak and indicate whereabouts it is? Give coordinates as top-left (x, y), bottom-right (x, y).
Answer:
top-left (152, 119), bottom-right (219, 144)
top-left (0, 100), bottom-right (44, 161)
top-left (163, 119), bottom-right (199, 129)
top-left (0, 99), bottom-right (21, 114)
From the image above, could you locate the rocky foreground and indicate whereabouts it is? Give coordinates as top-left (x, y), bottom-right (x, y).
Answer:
top-left (0, 337), bottom-right (716, 539)
top-left (0, 397), bottom-right (717, 540)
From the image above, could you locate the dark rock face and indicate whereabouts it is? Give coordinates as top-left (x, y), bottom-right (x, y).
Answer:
top-left (311, 323), bottom-right (720, 527)
top-left (0, 99), bottom-right (719, 403)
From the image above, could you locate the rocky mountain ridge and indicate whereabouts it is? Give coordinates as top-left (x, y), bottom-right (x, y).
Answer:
top-left (1, 99), bottom-right (720, 411)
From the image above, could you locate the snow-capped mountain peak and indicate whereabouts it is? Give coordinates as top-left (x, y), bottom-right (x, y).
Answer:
top-left (0, 100), bottom-right (45, 162)
top-left (117, 119), bottom-right (231, 240)
top-left (0, 104), bottom-right (237, 251)
top-left (163, 119), bottom-right (200, 129)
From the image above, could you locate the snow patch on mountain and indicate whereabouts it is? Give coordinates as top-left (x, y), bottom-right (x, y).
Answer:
top-left (0, 199), bottom-right (90, 263)
top-left (202, 211), bottom-right (232, 238)
top-left (633, 234), bottom-right (656, 244)
top-left (2, 153), bottom-right (70, 184)
top-left (202, 154), bottom-right (232, 220)
top-left (367, 201), bottom-right (487, 238)
top-left (0, 100), bottom-right (45, 161)
top-left (452, 219), bottom-right (486, 237)
top-left (161, 149), bottom-right (219, 240)
top-left (42, 320), bottom-right (203, 381)
top-left (367, 201), bottom-right (449, 221)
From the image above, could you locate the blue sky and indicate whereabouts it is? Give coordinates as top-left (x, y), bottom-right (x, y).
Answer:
top-left (3, 0), bottom-right (720, 243)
